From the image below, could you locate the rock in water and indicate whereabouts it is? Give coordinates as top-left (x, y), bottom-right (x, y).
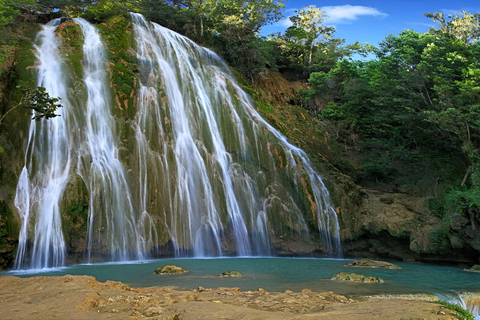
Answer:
top-left (331, 272), bottom-right (384, 283)
top-left (464, 265), bottom-right (480, 273)
top-left (343, 259), bottom-right (402, 269)
top-left (154, 265), bottom-right (189, 275)
top-left (217, 270), bottom-right (244, 278)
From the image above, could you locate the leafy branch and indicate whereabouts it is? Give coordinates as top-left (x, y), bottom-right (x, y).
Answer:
top-left (0, 86), bottom-right (62, 153)
top-left (0, 86), bottom-right (62, 124)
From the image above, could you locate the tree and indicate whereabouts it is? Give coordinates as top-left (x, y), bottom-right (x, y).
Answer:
top-left (276, 5), bottom-right (335, 76)
top-left (185, 0), bottom-right (215, 36)
top-left (424, 11), bottom-right (480, 46)
top-left (289, 5), bottom-right (333, 65)
top-left (211, 0), bottom-right (285, 39)
top-left (208, 0), bottom-right (284, 80)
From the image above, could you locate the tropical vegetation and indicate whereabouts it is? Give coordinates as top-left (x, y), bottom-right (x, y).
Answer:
top-left (1, 0), bottom-right (480, 258)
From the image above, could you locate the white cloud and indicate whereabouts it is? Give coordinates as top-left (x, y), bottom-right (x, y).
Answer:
top-left (321, 5), bottom-right (388, 24)
top-left (274, 8), bottom-right (297, 28)
top-left (269, 5), bottom-right (388, 30)
top-left (278, 17), bottom-right (292, 27)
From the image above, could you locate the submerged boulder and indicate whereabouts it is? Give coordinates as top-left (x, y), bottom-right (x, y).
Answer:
top-left (343, 259), bottom-right (402, 269)
top-left (217, 270), bottom-right (244, 278)
top-left (154, 265), bottom-right (189, 275)
top-left (331, 272), bottom-right (384, 283)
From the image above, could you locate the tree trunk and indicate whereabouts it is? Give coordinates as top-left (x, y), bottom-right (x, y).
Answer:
top-left (308, 42), bottom-right (313, 65)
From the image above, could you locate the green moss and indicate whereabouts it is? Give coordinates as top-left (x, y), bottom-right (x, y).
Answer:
top-left (428, 228), bottom-right (451, 254)
top-left (256, 101), bottom-right (274, 113)
top-left (436, 300), bottom-right (475, 320)
top-left (97, 15), bottom-right (138, 120)
top-left (55, 21), bottom-right (85, 79)
top-left (0, 201), bottom-right (19, 269)
top-left (67, 200), bottom-right (89, 227)
top-left (0, 27), bottom-right (39, 270)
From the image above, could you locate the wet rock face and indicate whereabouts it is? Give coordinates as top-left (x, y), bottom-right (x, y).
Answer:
top-left (343, 259), bottom-right (402, 269)
top-left (153, 265), bottom-right (188, 275)
top-left (331, 272), bottom-right (385, 283)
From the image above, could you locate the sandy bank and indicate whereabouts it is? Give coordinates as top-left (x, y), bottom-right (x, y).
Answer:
top-left (0, 275), bottom-right (459, 319)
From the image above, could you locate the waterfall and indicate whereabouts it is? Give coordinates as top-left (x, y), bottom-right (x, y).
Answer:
top-left (14, 20), bottom-right (72, 269)
top-left (130, 13), bottom-right (342, 257)
top-left (13, 15), bottom-right (342, 269)
top-left (437, 292), bottom-right (480, 319)
top-left (74, 18), bottom-right (152, 262)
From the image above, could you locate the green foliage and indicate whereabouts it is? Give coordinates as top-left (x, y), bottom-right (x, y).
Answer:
top-left (79, 0), bottom-right (133, 21)
top-left (0, 0), bottom-right (20, 28)
top-left (21, 86), bottom-right (63, 121)
top-left (361, 157), bottom-right (398, 183)
top-left (0, 201), bottom-right (17, 269)
top-left (471, 264), bottom-right (480, 270)
top-left (437, 300), bottom-right (475, 320)
top-left (96, 15), bottom-right (138, 118)
top-left (135, 0), bottom-right (285, 80)
top-left (0, 85), bottom-right (62, 128)
top-left (424, 11), bottom-right (480, 46)
top-left (428, 228), bottom-right (451, 254)
top-left (139, 0), bottom-right (190, 33)
top-left (443, 188), bottom-right (480, 217)
top-left (256, 101), bottom-right (274, 113)
top-left (300, 20), bottom-right (480, 192)
top-left (275, 5), bottom-right (340, 77)
top-left (68, 199), bottom-right (88, 224)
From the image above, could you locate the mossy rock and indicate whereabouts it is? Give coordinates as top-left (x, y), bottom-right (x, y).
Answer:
top-left (464, 265), bottom-right (480, 273)
top-left (343, 259), bottom-right (402, 269)
top-left (217, 270), bottom-right (243, 278)
top-left (331, 272), bottom-right (384, 283)
top-left (153, 265), bottom-right (188, 275)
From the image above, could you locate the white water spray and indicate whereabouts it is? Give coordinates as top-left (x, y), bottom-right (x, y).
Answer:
top-left (130, 13), bottom-right (342, 257)
top-left (14, 20), bottom-right (71, 269)
top-left (74, 18), bottom-right (154, 261)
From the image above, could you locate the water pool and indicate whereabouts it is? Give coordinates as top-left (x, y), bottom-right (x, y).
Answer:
top-left (5, 257), bottom-right (480, 296)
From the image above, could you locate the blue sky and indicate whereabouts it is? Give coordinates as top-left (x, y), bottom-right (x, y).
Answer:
top-left (262, 0), bottom-right (480, 47)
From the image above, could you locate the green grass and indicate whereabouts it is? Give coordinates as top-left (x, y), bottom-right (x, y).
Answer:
top-left (436, 300), bottom-right (474, 320)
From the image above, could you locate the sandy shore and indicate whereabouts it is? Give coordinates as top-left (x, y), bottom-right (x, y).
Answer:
top-left (0, 275), bottom-right (459, 319)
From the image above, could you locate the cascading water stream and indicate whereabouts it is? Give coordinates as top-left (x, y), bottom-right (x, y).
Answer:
top-left (74, 18), bottom-right (154, 262)
top-left (14, 19), bottom-right (72, 269)
top-left (131, 14), bottom-right (252, 256)
top-left (437, 292), bottom-right (480, 319)
top-left (130, 13), bottom-right (342, 257)
top-left (14, 18), bottom-right (156, 269)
